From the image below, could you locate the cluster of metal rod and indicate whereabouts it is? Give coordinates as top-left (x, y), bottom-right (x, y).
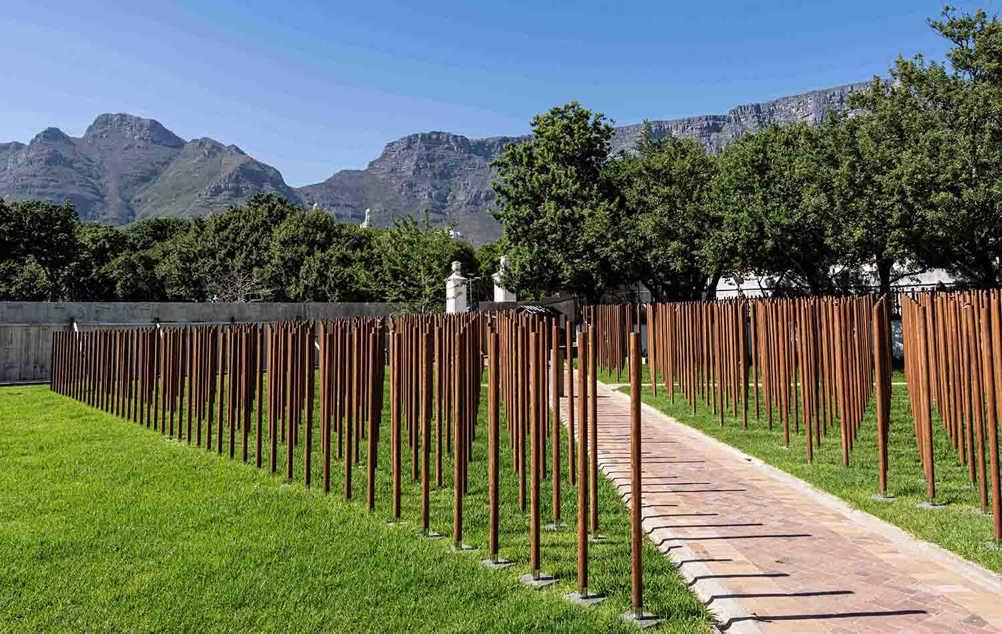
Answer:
top-left (51, 324), bottom-right (265, 459)
top-left (582, 304), bottom-right (639, 382)
top-left (490, 314), bottom-right (597, 592)
top-left (636, 296), bottom-right (878, 461)
top-left (50, 311), bottom-right (661, 612)
top-left (50, 319), bottom-right (387, 491)
top-left (900, 291), bottom-right (1002, 539)
top-left (387, 313), bottom-right (484, 544)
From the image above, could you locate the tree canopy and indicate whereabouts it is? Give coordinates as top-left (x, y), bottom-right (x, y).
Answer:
top-left (0, 194), bottom-right (475, 311)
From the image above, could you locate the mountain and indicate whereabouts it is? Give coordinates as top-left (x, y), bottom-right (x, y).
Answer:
top-left (299, 81), bottom-right (869, 244)
top-left (0, 81), bottom-right (869, 244)
top-left (0, 113), bottom-right (297, 224)
top-left (296, 132), bottom-right (519, 245)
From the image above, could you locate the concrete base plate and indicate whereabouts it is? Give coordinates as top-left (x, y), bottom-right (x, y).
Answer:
top-left (869, 493), bottom-right (896, 502)
top-left (564, 591), bottom-right (606, 606)
top-left (544, 522), bottom-right (568, 531)
top-left (520, 573), bottom-right (558, 588)
top-left (985, 540), bottom-right (1002, 551)
top-left (481, 558), bottom-right (513, 569)
top-left (620, 610), bottom-right (662, 629)
top-left (916, 501), bottom-right (946, 510)
top-left (421, 530), bottom-right (445, 539)
top-left (588, 533), bottom-right (608, 543)
top-left (451, 542), bottom-right (477, 553)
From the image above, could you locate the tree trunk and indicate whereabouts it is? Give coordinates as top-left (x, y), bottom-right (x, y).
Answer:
top-left (876, 259), bottom-right (893, 299)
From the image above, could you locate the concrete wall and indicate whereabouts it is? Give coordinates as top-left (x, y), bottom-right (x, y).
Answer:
top-left (0, 301), bottom-right (399, 384)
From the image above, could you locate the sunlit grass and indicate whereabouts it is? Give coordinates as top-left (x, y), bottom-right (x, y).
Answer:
top-left (0, 381), bottom-right (710, 633)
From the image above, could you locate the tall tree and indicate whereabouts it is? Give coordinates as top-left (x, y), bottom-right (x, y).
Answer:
top-left (708, 123), bottom-right (841, 294)
top-left (492, 102), bottom-right (626, 303)
top-left (366, 213), bottom-right (475, 313)
top-left (824, 107), bottom-right (934, 296)
top-left (611, 128), bottom-right (720, 301)
top-left (851, 7), bottom-right (1002, 287)
top-left (289, 224), bottom-right (377, 302)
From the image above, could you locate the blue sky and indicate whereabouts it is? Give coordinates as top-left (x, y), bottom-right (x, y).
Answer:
top-left (0, 1), bottom-right (991, 185)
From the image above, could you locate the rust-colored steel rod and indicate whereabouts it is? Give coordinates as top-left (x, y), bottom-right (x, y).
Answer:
top-left (629, 331), bottom-right (644, 616)
top-left (529, 330), bottom-right (541, 577)
top-left (566, 318), bottom-right (576, 486)
top-left (487, 328), bottom-right (501, 560)
top-left (588, 325), bottom-right (599, 535)
top-left (576, 329), bottom-right (590, 595)
top-left (452, 332), bottom-right (465, 548)
top-left (391, 331), bottom-right (402, 520)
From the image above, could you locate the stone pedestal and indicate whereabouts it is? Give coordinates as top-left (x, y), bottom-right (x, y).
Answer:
top-left (446, 261), bottom-right (468, 314)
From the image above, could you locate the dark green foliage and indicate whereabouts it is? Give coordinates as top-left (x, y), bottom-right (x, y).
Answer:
top-left (709, 122), bottom-right (841, 294)
top-left (365, 213), bottom-right (476, 313)
top-left (0, 193), bottom-right (472, 304)
top-left (490, 8), bottom-right (1002, 300)
top-left (848, 7), bottom-right (1002, 288)
top-left (612, 128), bottom-right (720, 301)
top-left (492, 102), bottom-right (628, 303)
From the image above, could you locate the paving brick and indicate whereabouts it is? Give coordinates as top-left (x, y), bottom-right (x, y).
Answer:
top-left (563, 377), bottom-right (1002, 633)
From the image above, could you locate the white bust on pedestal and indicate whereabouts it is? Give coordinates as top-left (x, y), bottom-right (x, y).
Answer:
top-left (446, 261), bottom-right (468, 314)
top-left (493, 255), bottom-right (517, 303)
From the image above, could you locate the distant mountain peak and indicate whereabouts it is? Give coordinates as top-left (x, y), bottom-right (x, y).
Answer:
top-left (32, 127), bottom-right (72, 144)
top-left (84, 113), bottom-right (185, 148)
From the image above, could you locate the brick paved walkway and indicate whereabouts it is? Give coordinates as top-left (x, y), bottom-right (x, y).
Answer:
top-left (565, 377), bottom-right (1002, 633)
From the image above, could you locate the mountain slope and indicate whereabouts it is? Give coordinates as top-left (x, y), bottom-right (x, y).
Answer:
top-left (297, 81), bottom-right (870, 244)
top-left (0, 114), bottom-right (298, 224)
top-left (0, 81), bottom-right (869, 243)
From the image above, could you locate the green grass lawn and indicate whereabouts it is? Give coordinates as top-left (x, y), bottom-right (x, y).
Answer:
top-left (0, 382), bottom-right (710, 633)
top-left (596, 368), bottom-right (1002, 574)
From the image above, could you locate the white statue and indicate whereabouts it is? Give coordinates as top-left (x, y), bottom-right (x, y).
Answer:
top-left (446, 261), bottom-right (468, 314)
top-left (493, 255), bottom-right (516, 303)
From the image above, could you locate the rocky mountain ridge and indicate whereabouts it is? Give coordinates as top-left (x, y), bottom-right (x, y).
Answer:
top-left (0, 81), bottom-right (869, 244)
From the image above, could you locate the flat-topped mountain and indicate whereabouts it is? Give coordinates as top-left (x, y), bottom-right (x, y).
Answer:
top-left (0, 81), bottom-right (868, 244)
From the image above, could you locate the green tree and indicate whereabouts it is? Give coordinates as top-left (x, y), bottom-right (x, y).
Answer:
top-left (823, 108), bottom-right (934, 296)
top-left (473, 239), bottom-right (505, 280)
top-left (611, 128), bottom-right (720, 301)
top-left (709, 123), bottom-right (840, 293)
top-left (289, 224), bottom-right (378, 302)
top-left (0, 257), bottom-right (55, 301)
top-left (367, 213), bottom-right (474, 313)
top-left (154, 194), bottom-right (301, 301)
top-left (124, 217), bottom-right (192, 251)
top-left (64, 223), bottom-right (129, 300)
top-left (262, 208), bottom-right (341, 300)
top-left (0, 199), bottom-right (81, 299)
top-left (852, 7), bottom-right (1002, 287)
top-left (492, 102), bottom-right (626, 302)
top-left (101, 251), bottom-right (164, 300)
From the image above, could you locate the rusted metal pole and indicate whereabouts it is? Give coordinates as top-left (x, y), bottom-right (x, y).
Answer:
top-left (629, 331), bottom-right (644, 618)
top-left (566, 318), bottom-right (576, 486)
top-left (367, 327), bottom-right (379, 510)
top-left (391, 331), bottom-right (402, 520)
top-left (421, 330), bottom-right (432, 528)
top-left (588, 326), bottom-right (601, 537)
top-left (529, 330), bottom-right (541, 577)
top-left (576, 330), bottom-right (590, 596)
top-left (487, 328), bottom-right (503, 562)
